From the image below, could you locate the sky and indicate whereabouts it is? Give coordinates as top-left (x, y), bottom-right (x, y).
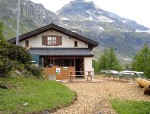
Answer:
top-left (31, 0), bottom-right (150, 28)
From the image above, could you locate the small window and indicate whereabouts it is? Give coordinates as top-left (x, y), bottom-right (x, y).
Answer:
top-left (42, 36), bottom-right (62, 46)
top-left (47, 36), bottom-right (57, 45)
top-left (25, 40), bottom-right (29, 47)
top-left (74, 41), bottom-right (78, 47)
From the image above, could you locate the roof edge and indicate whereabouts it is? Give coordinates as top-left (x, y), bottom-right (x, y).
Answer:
top-left (7, 23), bottom-right (99, 48)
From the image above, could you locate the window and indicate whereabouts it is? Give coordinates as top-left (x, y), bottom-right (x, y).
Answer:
top-left (25, 40), bottom-right (29, 47)
top-left (47, 36), bottom-right (57, 45)
top-left (44, 59), bottom-right (54, 67)
top-left (54, 59), bottom-right (74, 66)
top-left (42, 35), bottom-right (62, 46)
top-left (74, 41), bottom-right (78, 47)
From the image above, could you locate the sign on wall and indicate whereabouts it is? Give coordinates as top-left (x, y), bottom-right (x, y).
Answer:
top-left (63, 67), bottom-right (68, 70)
top-left (56, 68), bottom-right (61, 74)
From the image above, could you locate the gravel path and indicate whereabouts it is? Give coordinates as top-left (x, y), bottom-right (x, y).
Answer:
top-left (52, 76), bottom-right (150, 114)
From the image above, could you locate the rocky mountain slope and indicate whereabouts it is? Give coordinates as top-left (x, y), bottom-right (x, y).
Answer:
top-left (0, 0), bottom-right (150, 59)
top-left (57, 0), bottom-right (150, 57)
top-left (57, 0), bottom-right (149, 32)
top-left (0, 0), bottom-right (58, 39)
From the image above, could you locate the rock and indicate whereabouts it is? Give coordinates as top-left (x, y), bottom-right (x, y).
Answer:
top-left (0, 84), bottom-right (8, 89)
top-left (144, 85), bottom-right (150, 95)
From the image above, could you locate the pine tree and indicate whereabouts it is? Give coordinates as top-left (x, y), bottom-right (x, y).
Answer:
top-left (92, 60), bottom-right (99, 73)
top-left (98, 48), bottom-right (121, 71)
top-left (98, 49), bottom-right (108, 70)
top-left (107, 48), bottom-right (121, 70)
top-left (132, 44), bottom-right (150, 78)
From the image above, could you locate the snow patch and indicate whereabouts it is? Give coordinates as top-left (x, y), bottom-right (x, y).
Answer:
top-left (97, 16), bottom-right (114, 23)
top-left (136, 29), bottom-right (150, 33)
top-left (123, 20), bottom-right (127, 23)
top-left (61, 17), bottom-right (70, 20)
top-left (86, 10), bottom-right (92, 15)
top-left (72, 31), bottom-right (77, 33)
top-left (71, 26), bottom-right (77, 29)
top-left (89, 17), bottom-right (93, 21)
top-left (98, 26), bottom-right (104, 30)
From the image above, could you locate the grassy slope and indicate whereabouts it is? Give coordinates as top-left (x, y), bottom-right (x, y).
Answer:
top-left (110, 99), bottom-right (150, 114)
top-left (0, 76), bottom-right (76, 113)
top-left (1, 17), bottom-right (39, 40)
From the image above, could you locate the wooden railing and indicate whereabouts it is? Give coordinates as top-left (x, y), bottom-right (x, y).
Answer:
top-left (69, 71), bottom-right (93, 82)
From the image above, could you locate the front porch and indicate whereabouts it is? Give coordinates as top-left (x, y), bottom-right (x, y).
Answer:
top-left (41, 56), bottom-right (85, 80)
top-left (30, 48), bottom-right (93, 80)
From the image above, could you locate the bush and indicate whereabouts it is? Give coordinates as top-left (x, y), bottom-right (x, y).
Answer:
top-left (0, 56), bottom-right (26, 77)
top-left (0, 56), bottom-right (14, 76)
top-left (0, 41), bottom-right (43, 78)
top-left (24, 64), bottom-right (43, 78)
top-left (0, 41), bottom-right (32, 64)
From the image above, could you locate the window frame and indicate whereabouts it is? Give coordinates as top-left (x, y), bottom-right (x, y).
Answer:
top-left (74, 41), bottom-right (78, 47)
top-left (47, 36), bottom-right (57, 46)
top-left (25, 40), bottom-right (29, 47)
top-left (42, 35), bottom-right (62, 46)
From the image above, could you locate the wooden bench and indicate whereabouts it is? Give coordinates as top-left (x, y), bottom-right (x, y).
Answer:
top-left (69, 71), bottom-right (93, 82)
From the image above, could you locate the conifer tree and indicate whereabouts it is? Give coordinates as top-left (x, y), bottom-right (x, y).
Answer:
top-left (132, 44), bottom-right (150, 78)
top-left (98, 48), bottom-right (121, 71)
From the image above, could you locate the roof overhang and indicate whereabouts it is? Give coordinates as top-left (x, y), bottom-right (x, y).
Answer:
top-left (7, 23), bottom-right (98, 50)
top-left (29, 48), bottom-right (94, 57)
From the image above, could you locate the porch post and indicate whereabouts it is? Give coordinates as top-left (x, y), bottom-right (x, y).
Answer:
top-left (41, 58), bottom-right (44, 67)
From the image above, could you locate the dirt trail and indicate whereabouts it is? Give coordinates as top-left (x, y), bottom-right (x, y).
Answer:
top-left (52, 77), bottom-right (150, 114)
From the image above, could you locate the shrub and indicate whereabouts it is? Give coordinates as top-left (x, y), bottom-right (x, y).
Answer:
top-left (24, 64), bottom-right (43, 78)
top-left (0, 41), bottom-right (32, 64)
top-left (0, 41), bottom-right (43, 78)
top-left (0, 56), bottom-right (14, 76)
top-left (0, 56), bottom-right (25, 77)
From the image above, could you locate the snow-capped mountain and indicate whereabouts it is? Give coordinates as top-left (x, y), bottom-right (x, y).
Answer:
top-left (57, 0), bottom-right (149, 33)
top-left (0, 0), bottom-right (150, 58)
top-left (56, 0), bottom-right (150, 57)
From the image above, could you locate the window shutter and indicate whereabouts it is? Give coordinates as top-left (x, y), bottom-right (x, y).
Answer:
top-left (42, 36), bottom-right (47, 45)
top-left (57, 36), bottom-right (62, 45)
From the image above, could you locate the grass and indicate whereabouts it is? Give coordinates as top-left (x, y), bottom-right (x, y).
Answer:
top-left (110, 99), bottom-right (150, 114)
top-left (0, 76), bottom-right (76, 114)
top-left (1, 17), bottom-right (39, 40)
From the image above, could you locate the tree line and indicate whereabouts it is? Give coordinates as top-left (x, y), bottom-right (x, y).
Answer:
top-left (93, 45), bottom-right (150, 78)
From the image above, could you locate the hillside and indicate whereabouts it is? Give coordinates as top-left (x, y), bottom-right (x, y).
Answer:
top-left (1, 0), bottom-right (150, 59)
top-left (0, 76), bottom-right (76, 113)
top-left (0, 0), bottom-right (58, 39)
top-left (57, 0), bottom-right (150, 57)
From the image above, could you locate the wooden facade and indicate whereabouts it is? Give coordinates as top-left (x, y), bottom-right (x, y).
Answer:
top-left (44, 66), bottom-right (75, 80)
top-left (41, 56), bottom-right (84, 80)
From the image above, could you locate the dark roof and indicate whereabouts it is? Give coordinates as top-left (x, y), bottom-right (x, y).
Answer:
top-left (7, 23), bottom-right (98, 50)
top-left (29, 48), bottom-right (94, 57)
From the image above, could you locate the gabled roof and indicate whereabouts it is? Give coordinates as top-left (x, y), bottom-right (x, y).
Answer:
top-left (7, 23), bottom-right (98, 50)
top-left (29, 48), bottom-right (94, 57)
